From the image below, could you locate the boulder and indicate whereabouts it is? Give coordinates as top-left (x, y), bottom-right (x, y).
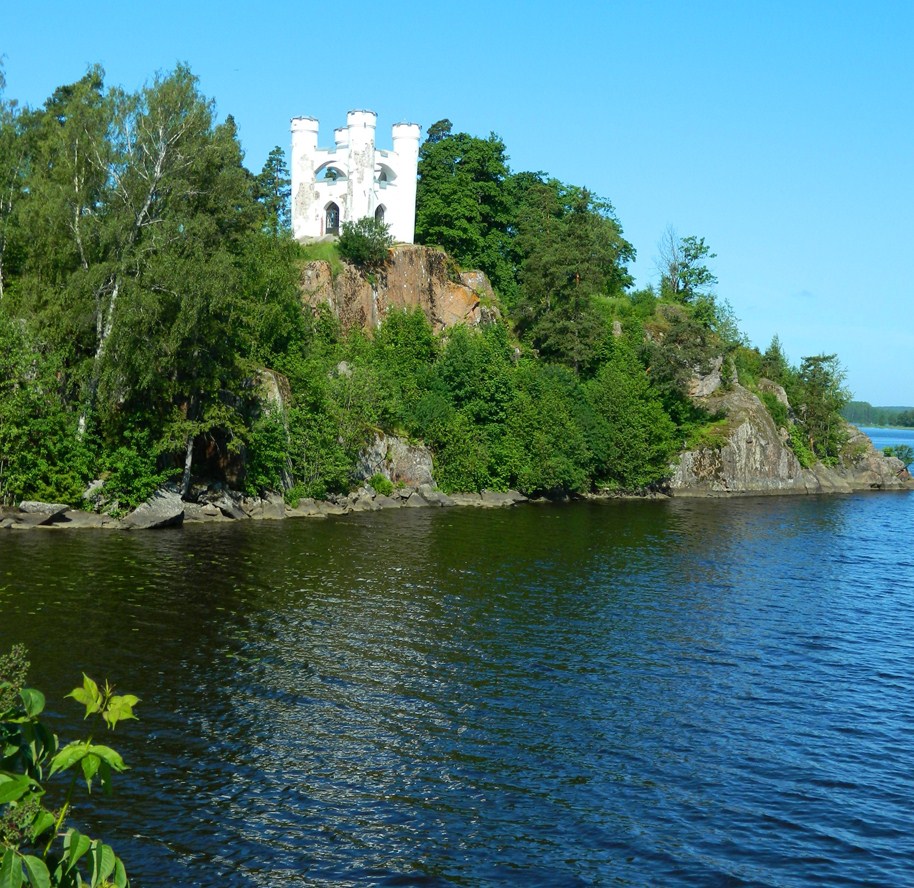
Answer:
top-left (356, 434), bottom-right (435, 488)
top-left (17, 502), bottom-right (70, 525)
top-left (416, 484), bottom-right (454, 507)
top-left (124, 489), bottom-right (185, 529)
top-left (670, 383), bottom-right (914, 496)
top-left (213, 493), bottom-right (247, 520)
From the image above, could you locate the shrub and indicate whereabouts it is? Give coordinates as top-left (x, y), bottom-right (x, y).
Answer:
top-left (337, 217), bottom-right (393, 270)
top-left (759, 390), bottom-right (789, 429)
top-left (368, 473), bottom-right (393, 496)
top-left (788, 422), bottom-right (816, 468)
top-left (0, 645), bottom-right (137, 887)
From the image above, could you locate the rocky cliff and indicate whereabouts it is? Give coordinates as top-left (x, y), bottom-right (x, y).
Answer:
top-left (670, 374), bottom-right (912, 496)
top-left (300, 244), bottom-right (493, 334)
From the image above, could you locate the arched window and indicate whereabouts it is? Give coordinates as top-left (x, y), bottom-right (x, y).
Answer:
top-left (375, 205), bottom-right (386, 224)
top-left (325, 203), bottom-right (340, 236)
top-left (376, 164), bottom-right (395, 187)
top-left (316, 162), bottom-right (346, 182)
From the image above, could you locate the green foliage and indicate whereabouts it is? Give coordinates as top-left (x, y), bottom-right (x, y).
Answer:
top-left (788, 422), bottom-right (816, 468)
top-left (243, 414), bottom-right (290, 496)
top-left (0, 647), bottom-right (135, 887)
top-left (336, 217), bottom-right (393, 269)
top-left (415, 122), bottom-right (515, 295)
top-left (884, 444), bottom-right (914, 466)
top-left (368, 473), bottom-right (393, 496)
top-left (0, 312), bottom-right (90, 505)
top-left (583, 342), bottom-right (678, 488)
top-left (98, 427), bottom-right (173, 512)
top-left (791, 354), bottom-right (850, 463)
top-left (759, 390), bottom-right (789, 429)
top-left (296, 240), bottom-right (344, 278)
top-left (685, 418), bottom-right (731, 451)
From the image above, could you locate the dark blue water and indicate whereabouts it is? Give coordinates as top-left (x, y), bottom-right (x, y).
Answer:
top-left (2, 494), bottom-right (914, 886)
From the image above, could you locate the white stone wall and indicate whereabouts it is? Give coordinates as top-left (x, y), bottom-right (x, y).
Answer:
top-left (290, 111), bottom-right (420, 243)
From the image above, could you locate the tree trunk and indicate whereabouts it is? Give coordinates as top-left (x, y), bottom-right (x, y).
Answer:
top-left (181, 432), bottom-right (194, 499)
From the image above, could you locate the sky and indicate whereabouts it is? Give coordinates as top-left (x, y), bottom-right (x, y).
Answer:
top-left (3, 0), bottom-right (913, 404)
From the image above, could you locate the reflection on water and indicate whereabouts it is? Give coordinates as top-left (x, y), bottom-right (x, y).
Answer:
top-left (2, 494), bottom-right (913, 886)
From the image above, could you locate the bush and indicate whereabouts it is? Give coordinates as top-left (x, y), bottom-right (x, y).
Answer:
top-left (788, 422), bottom-right (816, 468)
top-left (759, 390), bottom-right (789, 429)
top-left (337, 217), bottom-right (393, 269)
top-left (368, 473), bottom-right (393, 496)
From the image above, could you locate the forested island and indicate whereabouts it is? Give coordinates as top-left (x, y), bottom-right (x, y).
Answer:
top-left (0, 64), bottom-right (908, 523)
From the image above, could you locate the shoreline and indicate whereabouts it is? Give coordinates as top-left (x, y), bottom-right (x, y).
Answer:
top-left (2, 478), bottom-right (911, 533)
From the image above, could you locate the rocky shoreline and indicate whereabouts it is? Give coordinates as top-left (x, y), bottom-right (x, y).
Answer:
top-left (0, 484), bottom-right (534, 532)
top-left (2, 469), bottom-right (910, 533)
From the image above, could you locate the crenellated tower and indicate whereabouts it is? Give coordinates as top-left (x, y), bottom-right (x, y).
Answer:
top-left (290, 110), bottom-right (421, 243)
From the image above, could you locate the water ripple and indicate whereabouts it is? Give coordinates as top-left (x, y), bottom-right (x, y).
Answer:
top-left (2, 495), bottom-right (914, 885)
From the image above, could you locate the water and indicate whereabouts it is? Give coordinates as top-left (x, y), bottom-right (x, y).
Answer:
top-left (2, 494), bottom-right (914, 886)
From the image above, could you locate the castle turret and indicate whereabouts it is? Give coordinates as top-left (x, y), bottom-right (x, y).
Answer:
top-left (290, 117), bottom-right (320, 240)
top-left (346, 110), bottom-right (377, 222)
top-left (391, 123), bottom-right (421, 244)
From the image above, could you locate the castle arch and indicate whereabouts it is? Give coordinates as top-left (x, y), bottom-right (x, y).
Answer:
top-left (316, 162), bottom-right (347, 181)
top-left (375, 205), bottom-right (386, 224)
top-left (325, 202), bottom-right (340, 236)
top-left (376, 163), bottom-right (396, 187)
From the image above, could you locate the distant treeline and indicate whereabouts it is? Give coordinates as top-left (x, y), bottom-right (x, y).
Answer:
top-left (842, 402), bottom-right (914, 428)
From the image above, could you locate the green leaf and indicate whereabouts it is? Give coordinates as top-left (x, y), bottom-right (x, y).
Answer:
top-left (89, 843), bottom-right (115, 888)
top-left (67, 675), bottom-right (101, 718)
top-left (102, 695), bottom-right (139, 730)
top-left (64, 829), bottom-right (91, 871)
top-left (0, 773), bottom-right (35, 804)
top-left (113, 858), bottom-right (127, 888)
top-left (30, 811), bottom-right (55, 841)
top-left (49, 741), bottom-right (89, 777)
top-left (18, 689), bottom-right (45, 719)
top-left (20, 856), bottom-right (50, 888)
top-left (85, 745), bottom-right (126, 773)
top-left (81, 754), bottom-right (100, 793)
top-left (0, 850), bottom-right (23, 888)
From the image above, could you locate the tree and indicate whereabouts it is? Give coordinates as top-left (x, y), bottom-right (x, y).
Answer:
top-left (793, 354), bottom-right (850, 462)
top-left (255, 146), bottom-right (291, 235)
top-left (0, 62), bottom-right (27, 301)
top-left (512, 177), bottom-right (634, 373)
top-left (415, 122), bottom-right (514, 293)
top-left (656, 226), bottom-right (717, 303)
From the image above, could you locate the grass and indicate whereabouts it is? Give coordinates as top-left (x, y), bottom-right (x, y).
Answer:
top-left (297, 240), bottom-right (344, 278)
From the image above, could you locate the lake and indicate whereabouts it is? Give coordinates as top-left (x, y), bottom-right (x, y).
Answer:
top-left (2, 491), bottom-right (913, 886)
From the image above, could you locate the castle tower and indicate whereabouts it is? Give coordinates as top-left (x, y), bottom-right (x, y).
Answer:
top-left (289, 110), bottom-right (421, 243)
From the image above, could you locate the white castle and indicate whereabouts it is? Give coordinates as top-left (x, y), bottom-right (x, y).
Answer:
top-left (290, 110), bottom-right (421, 243)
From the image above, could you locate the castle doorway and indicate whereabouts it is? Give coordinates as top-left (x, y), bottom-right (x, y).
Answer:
top-left (325, 203), bottom-right (340, 236)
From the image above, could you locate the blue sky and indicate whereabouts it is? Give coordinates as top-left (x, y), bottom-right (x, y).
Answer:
top-left (4, 1), bottom-right (913, 404)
